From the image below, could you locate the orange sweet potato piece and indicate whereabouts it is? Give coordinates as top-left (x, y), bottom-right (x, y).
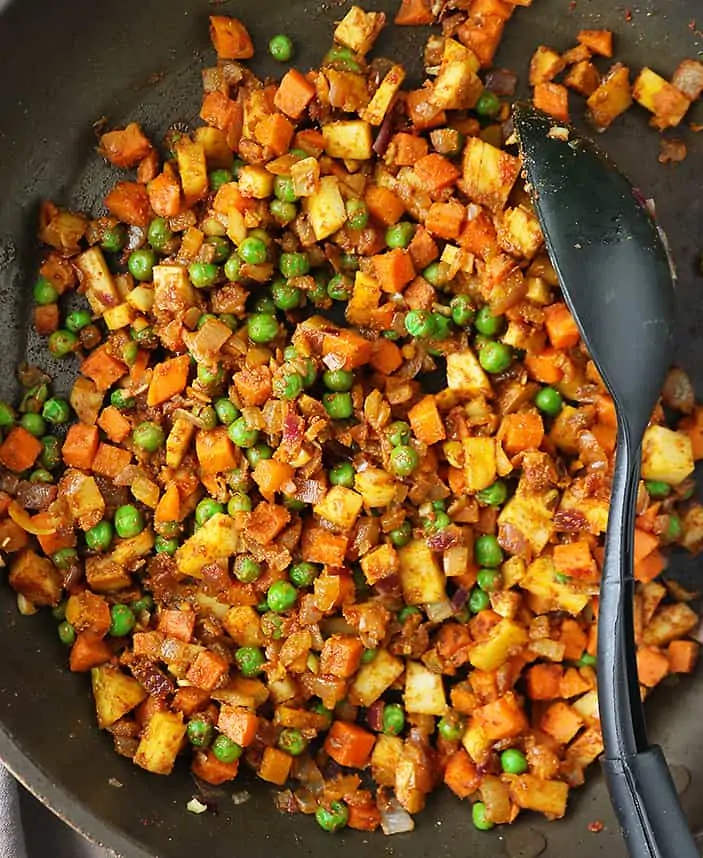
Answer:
top-left (245, 502), bottom-right (291, 545)
top-left (370, 338), bottom-right (403, 375)
top-left (444, 749), bottom-right (481, 798)
top-left (33, 513), bottom-right (74, 555)
top-left (544, 302), bottom-right (580, 350)
top-left (577, 29), bottom-right (614, 57)
top-left (209, 15), bottom-right (254, 60)
top-left (408, 225), bottom-right (439, 269)
top-left (459, 209), bottom-right (499, 259)
top-left (365, 185), bottom-right (406, 226)
top-left (408, 395), bottom-right (446, 445)
top-left (258, 746), bottom-right (292, 785)
top-left (553, 541), bottom-right (598, 582)
top-left (525, 664), bottom-right (563, 700)
top-left (559, 619), bottom-right (587, 661)
top-left (347, 800), bottom-right (381, 832)
top-left (636, 645), bottom-right (670, 688)
top-left (252, 459), bottom-right (294, 502)
top-left (172, 687), bottom-right (211, 717)
top-left (196, 427), bottom-right (238, 476)
top-left (233, 366), bottom-right (273, 407)
top-left (633, 528), bottom-right (659, 564)
top-left (322, 329), bottom-right (373, 370)
top-left (540, 701), bottom-right (583, 744)
top-left (186, 649), bottom-right (230, 691)
top-left (392, 132), bottom-right (429, 165)
top-left (154, 482), bottom-right (181, 524)
top-left (324, 721), bottom-right (376, 769)
top-left (62, 423), bottom-right (99, 470)
top-left (98, 405), bottom-right (131, 444)
top-left (301, 526), bottom-right (349, 567)
top-left (81, 345), bottom-right (128, 391)
top-left (0, 426), bottom-right (42, 473)
top-left (192, 749), bottom-right (240, 785)
top-left (104, 181), bottom-right (152, 227)
top-left (667, 640), bottom-right (699, 674)
top-left (320, 635), bottom-right (364, 678)
top-left (524, 348), bottom-right (564, 384)
top-left (413, 153), bottom-right (460, 194)
top-left (136, 149), bottom-right (160, 184)
top-left (533, 82), bottom-right (570, 123)
top-left (395, 0), bottom-right (433, 25)
top-left (157, 608), bottom-right (196, 642)
top-left (474, 692), bottom-right (529, 741)
top-left (147, 355), bottom-right (190, 407)
top-left (91, 443), bottom-right (132, 480)
top-left (200, 91), bottom-right (239, 133)
top-left (425, 200), bottom-right (465, 240)
top-left (500, 412), bottom-right (544, 456)
top-left (254, 113), bottom-right (295, 157)
top-left (372, 249), bottom-right (416, 293)
top-left (218, 705), bottom-right (260, 747)
top-left (147, 167), bottom-right (182, 218)
top-left (274, 69), bottom-right (317, 120)
top-left (634, 550), bottom-right (667, 584)
top-left (559, 667), bottom-right (593, 699)
top-left (99, 123), bottom-right (153, 168)
top-left (70, 632), bottom-right (112, 672)
top-left (457, 17), bottom-right (505, 67)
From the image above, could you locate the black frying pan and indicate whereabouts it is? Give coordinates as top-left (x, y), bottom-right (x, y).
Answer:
top-left (0, 1), bottom-right (701, 856)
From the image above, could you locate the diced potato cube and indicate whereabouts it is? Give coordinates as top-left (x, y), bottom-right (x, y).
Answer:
top-left (520, 557), bottom-right (590, 615)
top-left (463, 437), bottom-right (497, 492)
top-left (504, 774), bottom-right (569, 819)
top-left (176, 513), bottom-right (240, 578)
top-left (322, 120), bottom-right (373, 161)
top-left (354, 467), bottom-right (397, 507)
top-left (530, 46), bottom-right (566, 85)
top-left (641, 425), bottom-right (694, 486)
top-left (74, 247), bottom-right (120, 316)
top-left (498, 489), bottom-right (555, 555)
top-left (102, 303), bottom-right (136, 331)
top-left (586, 63), bottom-right (632, 130)
top-left (314, 485), bottom-right (364, 530)
top-left (571, 690), bottom-right (600, 726)
top-left (398, 539), bottom-right (446, 605)
top-left (633, 67), bottom-right (691, 129)
top-left (175, 138), bottom-right (208, 207)
top-left (497, 206), bottom-right (544, 260)
top-left (238, 164), bottom-right (274, 199)
top-left (126, 285), bottom-right (154, 313)
top-left (134, 711), bottom-right (186, 775)
top-left (131, 474), bottom-right (160, 509)
top-left (446, 349), bottom-right (491, 396)
top-left (91, 665), bottom-right (147, 729)
top-left (404, 661), bottom-right (448, 716)
top-left (371, 734), bottom-right (403, 787)
top-left (110, 529), bottom-right (155, 568)
top-left (360, 543), bottom-right (398, 585)
top-left (559, 485), bottom-right (609, 534)
top-left (166, 417), bottom-right (195, 469)
top-left (462, 721), bottom-right (491, 765)
top-left (642, 603), bottom-right (698, 647)
top-left (469, 618), bottom-right (528, 671)
top-left (681, 504), bottom-right (703, 553)
top-left (153, 265), bottom-right (198, 315)
top-left (462, 137), bottom-right (520, 211)
top-left (290, 156), bottom-right (320, 198)
top-left (334, 6), bottom-right (385, 55)
top-left (432, 55), bottom-right (482, 111)
top-left (70, 377), bottom-right (103, 426)
top-left (349, 648), bottom-right (405, 706)
top-left (306, 175), bottom-right (348, 241)
top-left (85, 556), bottom-right (131, 593)
top-left (346, 271), bottom-right (381, 327)
top-left (361, 65), bottom-right (406, 125)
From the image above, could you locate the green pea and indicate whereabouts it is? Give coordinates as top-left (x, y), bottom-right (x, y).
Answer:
top-left (109, 604), bottom-right (136, 637)
top-left (479, 340), bottom-right (512, 374)
top-left (48, 329), bottom-right (78, 358)
top-left (645, 479), bottom-right (671, 499)
top-left (405, 309), bottom-right (436, 339)
top-left (477, 480), bottom-right (508, 506)
top-left (212, 734), bottom-right (242, 764)
top-left (133, 421), bottom-right (165, 453)
top-left (327, 273), bottom-right (351, 302)
top-left (254, 294), bottom-right (276, 315)
top-left (323, 392), bottom-right (353, 420)
top-left (382, 703), bottom-right (405, 736)
top-left (235, 645), bottom-right (266, 677)
top-left (477, 568), bottom-right (502, 592)
top-left (147, 217), bottom-right (174, 252)
top-left (278, 727), bottom-right (306, 756)
top-left (340, 252), bottom-right (359, 272)
top-left (187, 719), bottom-right (214, 748)
top-left (301, 357), bottom-right (317, 388)
top-left (248, 313), bottom-right (279, 343)
top-left (65, 309), bottom-right (92, 333)
top-left (361, 648), bottom-right (377, 664)
top-left (430, 313), bottom-right (452, 340)
top-left (324, 43), bottom-right (363, 73)
top-left (398, 605), bottom-right (421, 624)
top-left (42, 397), bottom-right (70, 425)
top-left (0, 402), bottom-right (15, 428)
top-left (224, 253), bottom-right (242, 282)
top-left (449, 295), bottom-right (475, 327)
top-left (41, 435), bottom-right (61, 470)
top-left (475, 90), bottom-right (501, 117)
top-left (475, 306), bottom-right (504, 336)
top-left (269, 33), bottom-right (295, 62)
top-left (128, 249), bottom-right (156, 282)
top-left (284, 495), bottom-right (306, 512)
top-left (289, 561), bottom-right (320, 588)
top-left (155, 520), bottom-right (181, 539)
top-left (85, 520), bottom-right (114, 552)
top-left (322, 369), bottom-right (354, 392)
top-left (230, 158), bottom-right (245, 180)
top-left (238, 236), bottom-right (268, 265)
top-left (195, 498), bottom-right (225, 525)
top-left (386, 421), bottom-right (411, 447)
top-left (316, 801), bottom-right (349, 833)
top-left (309, 270), bottom-right (330, 304)
top-left (280, 252), bottom-right (310, 278)
top-left (273, 175), bottom-right (298, 203)
top-left (275, 371), bottom-right (304, 400)
top-left (389, 520), bottom-right (412, 547)
top-left (272, 279), bottom-right (302, 311)
top-left (209, 168), bottom-right (234, 191)
top-left (330, 462), bottom-right (355, 488)
top-left (52, 548), bottom-right (78, 570)
top-left (101, 224), bottom-right (127, 253)
top-left (555, 572), bottom-right (571, 584)
top-left (500, 748), bottom-right (528, 775)
top-left (534, 386), bottom-right (564, 417)
top-left (385, 221), bottom-right (415, 249)
top-left (154, 535), bottom-right (178, 555)
top-left (267, 580), bottom-right (298, 613)
top-left (219, 313), bottom-right (238, 331)
top-left (234, 555), bottom-right (262, 583)
top-left (197, 363), bottom-right (225, 390)
top-left (390, 444), bottom-right (419, 477)
top-left (131, 325), bottom-right (156, 347)
top-left (474, 534), bottom-right (503, 568)
top-left (57, 620), bottom-right (76, 647)
top-left (205, 235), bottom-right (232, 264)
top-left (270, 199), bottom-right (298, 224)
top-left (192, 403), bottom-right (217, 430)
top-left (114, 504), bottom-right (145, 539)
top-left (469, 587), bottom-right (490, 614)
top-left (667, 514), bottom-right (682, 541)
top-left (245, 442), bottom-right (273, 469)
top-left (29, 469), bottom-right (53, 484)
top-left (33, 276), bottom-right (59, 306)
top-left (422, 261), bottom-right (445, 287)
top-left (576, 652), bottom-right (598, 669)
top-left (20, 412), bottom-right (46, 437)
top-left (346, 198), bottom-right (369, 230)
top-left (214, 398), bottom-right (240, 426)
top-left (228, 492), bottom-right (253, 514)
top-left (228, 417), bottom-right (260, 449)
top-left (122, 340), bottom-right (138, 366)
top-left (438, 715), bottom-right (465, 741)
top-left (52, 601), bottom-right (67, 621)
top-left (472, 801), bottom-right (495, 831)
top-left (188, 262), bottom-right (219, 289)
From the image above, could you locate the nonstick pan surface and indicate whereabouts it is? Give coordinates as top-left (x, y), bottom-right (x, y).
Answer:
top-left (0, 1), bottom-right (701, 856)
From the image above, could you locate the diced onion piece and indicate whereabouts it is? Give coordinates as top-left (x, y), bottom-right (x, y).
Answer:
top-left (379, 796), bottom-right (415, 835)
top-left (8, 501), bottom-right (56, 536)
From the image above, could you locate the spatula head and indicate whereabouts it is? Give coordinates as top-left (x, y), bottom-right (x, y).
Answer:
top-left (512, 104), bottom-right (676, 438)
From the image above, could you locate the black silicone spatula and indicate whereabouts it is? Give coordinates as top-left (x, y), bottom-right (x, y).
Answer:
top-left (512, 103), bottom-right (697, 858)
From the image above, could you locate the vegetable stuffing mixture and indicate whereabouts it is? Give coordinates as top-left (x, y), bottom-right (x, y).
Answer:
top-left (4, 1), bottom-right (703, 837)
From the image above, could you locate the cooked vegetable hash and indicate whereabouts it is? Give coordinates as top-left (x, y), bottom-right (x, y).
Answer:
top-left (4, 2), bottom-right (703, 836)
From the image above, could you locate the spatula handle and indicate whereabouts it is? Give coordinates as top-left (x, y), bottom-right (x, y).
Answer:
top-left (598, 430), bottom-right (698, 858)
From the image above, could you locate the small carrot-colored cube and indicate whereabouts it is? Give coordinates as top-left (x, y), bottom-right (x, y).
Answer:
top-left (540, 701), bottom-right (584, 744)
top-left (186, 649), bottom-right (229, 691)
top-left (365, 185), bottom-right (406, 226)
top-left (62, 423), bottom-right (99, 470)
top-left (98, 406), bottom-right (132, 444)
top-left (195, 427), bottom-right (238, 475)
top-left (244, 502), bottom-right (291, 546)
top-left (667, 640), bottom-right (699, 674)
top-left (392, 132), bottom-right (429, 165)
top-left (474, 692), bottom-right (529, 741)
top-left (324, 720), bottom-right (376, 769)
top-left (544, 302), bottom-right (580, 349)
top-left (91, 443), bottom-right (132, 479)
top-left (301, 526), bottom-right (349, 567)
top-left (0, 426), bottom-right (42, 473)
top-left (258, 746), bottom-right (293, 785)
top-left (80, 345), bottom-right (128, 391)
top-left (157, 608), bottom-right (196, 642)
top-left (636, 645), bottom-right (670, 688)
top-left (444, 749), bottom-right (481, 798)
top-left (500, 412), bottom-right (544, 456)
top-left (320, 635), bottom-right (364, 678)
top-left (192, 749), bottom-right (240, 785)
top-left (217, 705), bottom-right (260, 747)
top-left (147, 354), bottom-right (190, 407)
top-left (69, 632), bottom-right (112, 672)
top-left (408, 394), bottom-right (446, 445)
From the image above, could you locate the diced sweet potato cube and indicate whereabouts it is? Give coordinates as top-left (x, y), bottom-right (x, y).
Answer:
top-left (320, 635), bottom-right (364, 678)
top-left (540, 701), bottom-right (583, 744)
top-left (192, 749), bottom-right (240, 784)
top-left (217, 705), bottom-right (260, 747)
top-left (301, 526), bottom-right (349, 567)
top-left (186, 649), bottom-right (229, 691)
top-left (474, 692), bottom-right (528, 741)
top-left (444, 749), bottom-right (481, 798)
top-left (69, 633), bottom-right (113, 672)
top-left (258, 746), bottom-right (292, 785)
top-left (636, 645), bottom-right (670, 688)
top-left (172, 687), bottom-right (211, 717)
top-left (9, 548), bottom-right (63, 607)
top-left (324, 720), bottom-right (376, 769)
top-left (667, 640), bottom-right (699, 674)
top-left (0, 426), bottom-right (42, 473)
top-left (245, 502), bottom-right (291, 545)
top-left (525, 663), bottom-right (563, 700)
top-left (157, 608), bottom-right (196, 642)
